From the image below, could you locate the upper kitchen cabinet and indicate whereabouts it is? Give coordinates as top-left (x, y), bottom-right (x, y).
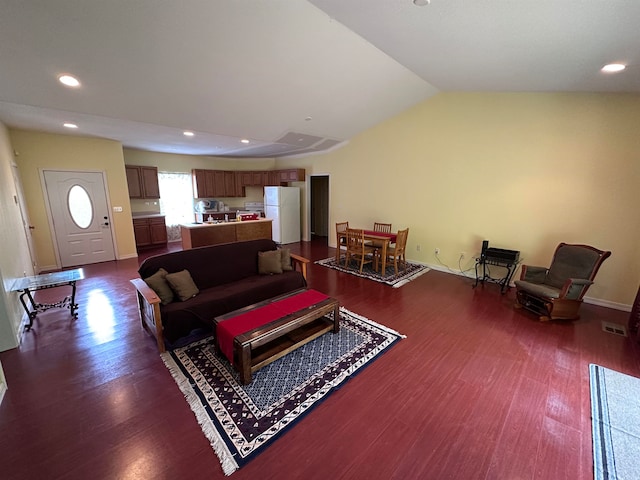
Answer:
top-left (191, 168), bottom-right (306, 197)
top-left (192, 169), bottom-right (241, 198)
top-left (224, 171), bottom-right (238, 197)
top-left (192, 169), bottom-right (208, 198)
top-left (279, 169), bottom-right (305, 182)
top-left (126, 165), bottom-right (160, 199)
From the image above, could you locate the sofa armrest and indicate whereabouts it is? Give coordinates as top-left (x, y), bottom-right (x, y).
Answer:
top-left (130, 278), bottom-right (165, 352)
top-left (560, 278), bottom-right (594, 300)
top-left (290, 253), bottom-right (310, 280)
top-left (520, 265), bottom-right (548, 283)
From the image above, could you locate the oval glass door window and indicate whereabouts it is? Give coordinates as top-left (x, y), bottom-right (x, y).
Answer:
top-left (68, 185), bottom-right (93, 229)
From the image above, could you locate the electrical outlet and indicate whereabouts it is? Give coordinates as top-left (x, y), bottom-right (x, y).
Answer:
top-left (416, 244), bottom-right (421, 252)
top-left (435, 247), bottom-right (440, 255)
top-left (460, 252), bottom-right (466, 259)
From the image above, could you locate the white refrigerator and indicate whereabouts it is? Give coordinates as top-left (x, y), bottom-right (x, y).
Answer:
top-left (264, 186), bottom-right (300, 244)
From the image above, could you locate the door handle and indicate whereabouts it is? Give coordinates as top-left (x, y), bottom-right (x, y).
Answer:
top-left (28, 225), bottom-right (35, 230)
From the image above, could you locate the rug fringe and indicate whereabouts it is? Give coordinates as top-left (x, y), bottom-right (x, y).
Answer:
top-left (392, 266), bottom-right (430, 288)
top-left (340, 306), bottom-right (406, 339)
top-left (161, 352), bottom-right (239, 476)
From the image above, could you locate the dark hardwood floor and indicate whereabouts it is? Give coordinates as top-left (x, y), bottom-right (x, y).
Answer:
top-left (1, 237), bottom-right (638, 479)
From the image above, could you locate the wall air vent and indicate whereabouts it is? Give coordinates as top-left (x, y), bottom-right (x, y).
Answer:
top-left (601, 321), bottom-right (627, 337)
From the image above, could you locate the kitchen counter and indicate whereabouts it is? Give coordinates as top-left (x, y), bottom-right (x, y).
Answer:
top-left (182, 218), bottom-right (269, 229)
top-left (180, 218), bottom-right (272, 249)
top-left (132, 212), bottom-right (165, 219)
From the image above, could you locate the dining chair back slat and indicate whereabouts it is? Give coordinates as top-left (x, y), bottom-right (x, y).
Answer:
top-left (385, 228), bottom-right (409, 276)
top-left (372, 222), bottom-right (392, 248)
top-left (373, 222), bottom-right (392, 233)
top-left (345, 228), bottom-right (377, 273)
top-left (335, 221), bottom-right (349, 261)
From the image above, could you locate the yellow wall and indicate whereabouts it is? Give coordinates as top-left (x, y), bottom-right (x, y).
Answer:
top-left (9, 130), bottom-right (136, 270)
top-left (280, 92), bottom-right (640, 307)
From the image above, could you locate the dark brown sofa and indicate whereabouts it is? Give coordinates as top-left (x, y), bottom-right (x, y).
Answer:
top-left (131, 239), bottom-right (309, 352)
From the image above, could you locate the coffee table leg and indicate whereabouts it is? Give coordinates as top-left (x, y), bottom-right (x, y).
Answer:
top-left (239, 343), bottom-right (252, 385)
top-left (332, 304), bottom-right (340, 333)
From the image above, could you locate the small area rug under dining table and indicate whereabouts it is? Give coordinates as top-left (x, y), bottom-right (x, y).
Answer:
top-left (316, 255), bottom-right (429, 288)
top-left (161, 307), bottom-right (404, 475)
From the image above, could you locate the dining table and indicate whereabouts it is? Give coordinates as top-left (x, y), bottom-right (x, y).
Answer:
top-left (340, 230), bottom-right (396, 275)
top-left (363, 230), bottom-right (397, 274)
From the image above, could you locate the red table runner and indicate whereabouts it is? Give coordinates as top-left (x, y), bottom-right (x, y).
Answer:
top-left (216, 289), bottom-right (329, 365)
top-left (363, 230), bottom-right (397, 243)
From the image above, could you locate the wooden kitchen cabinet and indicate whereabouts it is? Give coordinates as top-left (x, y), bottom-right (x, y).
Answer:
top-left (240, 171), bottom-right (266, 186)
top-left (266, 171), bottom-right (281, 186)
top-left (192, 169), bottom-right (209, 198)
top-left (181, 219), bottom-right (272, 249)
top-left (280, 169), bottom-right (305, 182)
top-left (126, 166), bottom-right (160, 199)
top-left (133, 216), bottom-right (167, 249)
top-left (192, 168), bottom-right (306, 197)
top-left (224, 171), bottom-right (237, 196)
top-left (212, 171), bottom-right (226, 196)
top-left (193, 170), bottom-right (240, 197)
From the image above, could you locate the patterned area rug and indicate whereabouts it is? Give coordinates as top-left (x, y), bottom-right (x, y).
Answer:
top-left (162, 307), bottom-right (404, 475)
top-left (315, 255), bottom-right (429, 288)
top-left (589, 364), bottom-right (640, 480)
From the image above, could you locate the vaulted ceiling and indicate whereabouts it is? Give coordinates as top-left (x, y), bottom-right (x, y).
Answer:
top-left (1, 1), bottom-right (638, 158)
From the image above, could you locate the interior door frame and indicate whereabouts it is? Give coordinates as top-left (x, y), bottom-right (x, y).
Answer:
top-left (11, 161), bottom-right (38, 274)
top-left (305, 173), bottom-right (330, 243)
top-left (40, 168), bottom-right (117, 270)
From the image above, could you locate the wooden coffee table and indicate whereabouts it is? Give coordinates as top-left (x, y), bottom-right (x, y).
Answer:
top-left (213, 289), bottom-right (340, 384)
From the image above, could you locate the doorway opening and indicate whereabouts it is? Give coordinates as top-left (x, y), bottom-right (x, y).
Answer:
top-left (310, 175), bottom-right (329, 243)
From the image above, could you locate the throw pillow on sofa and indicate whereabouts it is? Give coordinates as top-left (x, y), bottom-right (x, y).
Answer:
top-left (258, 250), bottom-right (283, 275)
top-left (165, 269), bottom-right (199, 301)
top-left (144, 267), bottom-right (174, 305)
top-left (279, 248), bottom-right (293, 271)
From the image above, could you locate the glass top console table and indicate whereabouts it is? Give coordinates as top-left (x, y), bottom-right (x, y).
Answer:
top-left (10, 268), bottom-right (84, 330)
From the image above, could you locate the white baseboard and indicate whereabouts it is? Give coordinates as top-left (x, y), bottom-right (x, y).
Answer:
top-left (425, 263), bottom-right (476, 281)
top-left (424, 262), bottom-right (632, 312)
top-left (583, 296), bottom-right (631, 312)
top-left (117, 253), bottom-right (139, 260)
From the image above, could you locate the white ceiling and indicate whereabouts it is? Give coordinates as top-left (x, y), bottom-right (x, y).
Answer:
top-left (0, 1), bottom-right (638, 158)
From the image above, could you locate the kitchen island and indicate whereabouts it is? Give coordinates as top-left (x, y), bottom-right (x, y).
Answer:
top-left (180, 218), bottom-right (273, 249)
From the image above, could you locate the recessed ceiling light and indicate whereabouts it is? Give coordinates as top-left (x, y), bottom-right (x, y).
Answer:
top-left (413, 0), bottom-right (430, 5)
top-left (183, 131), bottom-right (194, 137)
top-left (240, 139), bottom-right (250, 144)
top-left (601, 63), bottom-right (626, 73)
top-left (63, 123), bottom-right (78, 129)
top-left (58, 74), bottom-right (81, 87)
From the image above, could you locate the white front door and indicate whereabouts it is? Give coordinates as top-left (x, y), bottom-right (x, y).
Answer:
top-left (44, 170), bottom-right (116, 267)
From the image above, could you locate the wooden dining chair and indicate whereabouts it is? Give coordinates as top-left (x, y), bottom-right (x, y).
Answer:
top-left (384, 228), bottom-right (409, 276)
top-left (335, 221), bottom-right (349, 261)
top-left (371, 222), bottom-right (392, 250)
top-left (373, 222), bottom-right (392, 233)
top-left (345, 228), bottom-right (377, 273)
